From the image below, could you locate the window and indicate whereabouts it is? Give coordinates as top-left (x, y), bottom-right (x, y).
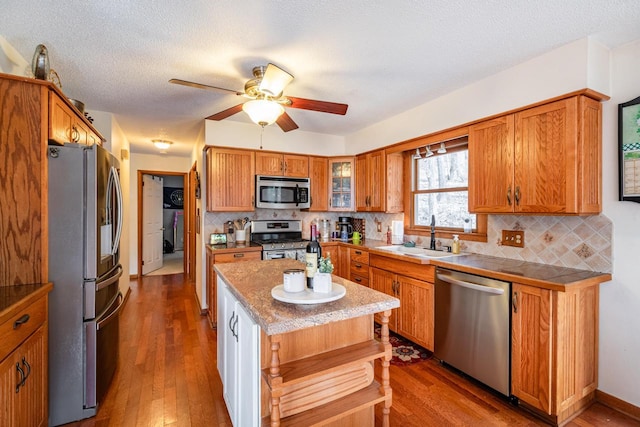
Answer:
top-left (411, 138), bottom-right (476, 232)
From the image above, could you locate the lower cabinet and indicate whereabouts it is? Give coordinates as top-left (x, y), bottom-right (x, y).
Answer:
top-left (217, 278), bottom-right (260, 427)
top-left (511, 282), bottom-right (599, 424)
top-left (0, 291), bottom-right (49, 427)
top-left (349, 248), bottom-right (370, 287)
top-left (369, 254), bottom-right (435, 351)
top-left (207, 247), bottom-right (262, 327)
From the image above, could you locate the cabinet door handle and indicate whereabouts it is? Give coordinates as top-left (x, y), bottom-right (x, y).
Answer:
top-left (13, 314), bottom-right (30, 329)
top-left (15, 363), bottom-right (24, 393)
top-left (512, 291), bottom-right (518, 313)
top-left (229, 311), bottom-right (235, 334)
top-left (233, 253), bottom-right (244, 258)
top-left (232, 316), bottom-right (239, 342)
top-left (21, 357), bottom-right (31, 385)
top-left (71, 125), bottom-right (79, 143)
top-left (515, 186), bottom-right (521, 206)
top-left (507, 186), bottom-right (512, 206)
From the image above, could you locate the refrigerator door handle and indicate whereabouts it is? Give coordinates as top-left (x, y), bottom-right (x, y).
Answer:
top-left (96, 265), bottom-right (123, 292)
top-left (110, 166), bottom-right (124, 256)
top-left (97, 292), bottom-right (124, 330)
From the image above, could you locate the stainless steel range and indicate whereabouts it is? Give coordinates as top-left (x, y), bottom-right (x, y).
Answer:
top-left (250, 219), bottom-right (308, 260)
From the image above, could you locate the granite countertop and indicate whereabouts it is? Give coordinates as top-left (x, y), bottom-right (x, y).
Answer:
top-left (206, 242), bottom-right (263, 253)
top-left (0, 283), bottom-right (53, 325)
top-left (332, 239), bottom-right (611, 291)
top-left (214, 259), bottom-right (399, 336)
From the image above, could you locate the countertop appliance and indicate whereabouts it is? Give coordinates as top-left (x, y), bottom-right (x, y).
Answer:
top-left (47, 144), bottom-right (125, 425)
top-left (337, 216), bottom-right (353, 238)
top-left (434, 268), bottom-right (511, 396)
top-left (255, 175), bottom-right (310, 209)
top-left (250, 219), bottom-right (308, 260)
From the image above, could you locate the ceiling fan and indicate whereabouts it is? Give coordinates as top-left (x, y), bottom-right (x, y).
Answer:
top-left (170, 63), bottom-right (348, 132)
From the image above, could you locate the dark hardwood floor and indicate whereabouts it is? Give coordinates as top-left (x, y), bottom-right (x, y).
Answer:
top-left (64, 274), bottom-right (639, 427)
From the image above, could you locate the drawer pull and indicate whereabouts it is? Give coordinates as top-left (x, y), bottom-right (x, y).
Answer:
top-left (354, 277), bottom-right (362, 282)
top-left (13, 314), bottom-right (30, 329)
top-left (233, 253), bottom-right (244, 258)
top-left (355, 263), bottom-right (362, 268)
top-left (355, 250), bottom-right (362, 255)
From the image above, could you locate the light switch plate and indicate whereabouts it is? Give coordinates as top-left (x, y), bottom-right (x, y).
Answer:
top-left (502, 230), bottom-right (524, 248)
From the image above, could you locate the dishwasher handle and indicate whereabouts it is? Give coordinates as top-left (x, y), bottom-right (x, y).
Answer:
top-left (437, 273), bottom-right (505, 295)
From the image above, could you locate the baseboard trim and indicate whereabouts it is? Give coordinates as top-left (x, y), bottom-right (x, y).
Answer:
top-left (129, 274), bottom-right (138, 280)
top-left (596, 390), bottom-right (640, 421)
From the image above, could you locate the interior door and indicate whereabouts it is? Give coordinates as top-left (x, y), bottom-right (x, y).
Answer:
top-left (142, 174), bottom-right (164, 274)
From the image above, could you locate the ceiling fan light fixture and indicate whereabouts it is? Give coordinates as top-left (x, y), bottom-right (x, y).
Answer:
top-left (259, 63), bottom-right (294, 97)
top-left (437, 142), bottom-right (447, 154)
top-left (242, 99), bottom-right (285, 127)
top-left (152, 139), bottom-right (173, 150)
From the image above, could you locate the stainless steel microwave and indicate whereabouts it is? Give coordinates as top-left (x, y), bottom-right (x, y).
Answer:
top-left (255, 175), bottom-right (310, 209)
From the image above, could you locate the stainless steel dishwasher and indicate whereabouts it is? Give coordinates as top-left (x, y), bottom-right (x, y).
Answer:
top-left (434, 268), bottom-right (511, 396)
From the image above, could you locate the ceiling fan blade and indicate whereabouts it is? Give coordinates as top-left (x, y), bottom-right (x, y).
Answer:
top-left (276, 112), bottom-right (299, 132)
top-left (259, 63), bottom-right (294, 97)
top-left (287, 97), bottom-right (348, 115)
top-left (169, 78), bottom-right (242, 95)
top-left (206, 104), bottom-right (244, 121)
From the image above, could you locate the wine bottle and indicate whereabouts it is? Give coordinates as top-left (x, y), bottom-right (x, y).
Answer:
top-left (305, 225), bottom-right (322, 288)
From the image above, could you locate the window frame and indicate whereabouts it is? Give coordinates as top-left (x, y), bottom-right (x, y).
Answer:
top-left (402, 133), bottom-right (487, 242)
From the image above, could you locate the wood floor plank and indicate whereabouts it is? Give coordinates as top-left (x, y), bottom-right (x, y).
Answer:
top-left (61, 273), bottom-right (638, 427)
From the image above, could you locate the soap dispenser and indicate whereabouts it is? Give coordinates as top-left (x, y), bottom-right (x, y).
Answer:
top-left (452, 235), bottom-right (461, 254)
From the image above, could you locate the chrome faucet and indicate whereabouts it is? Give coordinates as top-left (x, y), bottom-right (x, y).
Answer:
top-left (430, 215), bottom-right (436, 250)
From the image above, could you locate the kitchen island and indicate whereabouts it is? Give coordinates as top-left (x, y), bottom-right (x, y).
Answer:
top-left (214, 258), bottom-right (400, 427)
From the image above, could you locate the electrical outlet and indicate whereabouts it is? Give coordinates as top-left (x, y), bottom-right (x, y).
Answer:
top-left (376, 222), bottom-right (382, 232)
top-left (502, 230), bottom-right (525, 248)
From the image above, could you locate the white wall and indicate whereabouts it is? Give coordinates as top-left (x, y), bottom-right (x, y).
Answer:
top-left (599, 39), bottom-right (640, 406)
top-left (345, 37), bottom-right (610, 153)
top-left (205, 119), bottom-right (345, 155)
top-left (129, 153), bottom-right (192, 275)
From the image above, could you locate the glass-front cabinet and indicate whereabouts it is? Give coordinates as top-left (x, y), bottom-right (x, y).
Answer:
top-left (328, 157), bottom-right (355, 211)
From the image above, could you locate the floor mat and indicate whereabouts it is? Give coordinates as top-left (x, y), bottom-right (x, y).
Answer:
top-left (374, 325), bottom-right (433, 366)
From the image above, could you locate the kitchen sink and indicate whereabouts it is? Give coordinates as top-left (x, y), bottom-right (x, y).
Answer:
top-left (374, 245), bottom-right (459, 258)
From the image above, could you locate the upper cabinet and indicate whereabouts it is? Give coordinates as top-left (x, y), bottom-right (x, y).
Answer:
top-left (255, 152), bottom-right (308, 177)
top-left (328, 157), bottom-right (355, 211)
top-left (49, 91), bottom-right (103, 146)
top-left (308, 156), bottom-right (329, 211)
top-left (468, 95), bottom-right (602, 214)
top-left (356, 150), bottom-right (385, 211)
top-left (355, 150), bottom-right (403, 213)
top-left (206, 147), bottom-right (255, 211)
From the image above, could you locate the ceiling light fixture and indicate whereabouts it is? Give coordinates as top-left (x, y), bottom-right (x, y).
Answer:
top-left (152, 139), bottom-right (173, 150)
top-left (242, 99), bottom-right (285, 127)
top-left (437, 142), bottom-right (447, 154)
top-left (412, 148), bottom-right (423, 159)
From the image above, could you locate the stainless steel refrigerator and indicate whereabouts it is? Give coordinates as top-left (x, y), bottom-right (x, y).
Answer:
top-left (47, 143), bottom-right (125, 426)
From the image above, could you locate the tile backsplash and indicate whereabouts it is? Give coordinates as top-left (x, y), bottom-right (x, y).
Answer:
top-left (204, 211), bottom-right (612, 273)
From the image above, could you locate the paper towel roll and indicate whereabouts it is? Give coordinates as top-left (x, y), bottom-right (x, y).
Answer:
top-left (391, 220), bottom-right (404, 244)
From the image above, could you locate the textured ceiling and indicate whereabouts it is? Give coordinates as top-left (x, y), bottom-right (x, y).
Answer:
top-left (2, 1), bottom-right (640, 156)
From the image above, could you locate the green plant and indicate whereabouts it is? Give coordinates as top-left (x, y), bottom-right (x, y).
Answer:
top-left (318, 255), bottom-right (334, 274)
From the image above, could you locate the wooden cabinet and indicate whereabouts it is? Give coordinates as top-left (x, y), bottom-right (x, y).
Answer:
top-left (370, 254), bottom-right (435, 351)
top-left (469, 95), bottom-right (602, 214)
top-left (348, 247), bottom-right (370, 287)
top-left (1, 76), bottom-right (49, 285)
top-left (49, 91), bottom-right (102, 145)
top-left (206, 147), bottom-right (255, 211)
top-left (355, 150), bottom-right (403, 213)
top-left (206, 247), bottom-right (261, 327)
top-left (255, 151), bottom-right (308, 177)
top-left (356, 150), bottom-right (385, 211)
top-left (511, 282), bottom-right (599, 424)
top-left (308, 156), bottom-right (329, 211)
top-left (0, 290), bottom-right (50, 427)
top-left (328, 157), bottom-right (355, 211)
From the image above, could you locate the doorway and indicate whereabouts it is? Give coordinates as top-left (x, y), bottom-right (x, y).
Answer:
top-left (137, 170), bottom-right (192, 278)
